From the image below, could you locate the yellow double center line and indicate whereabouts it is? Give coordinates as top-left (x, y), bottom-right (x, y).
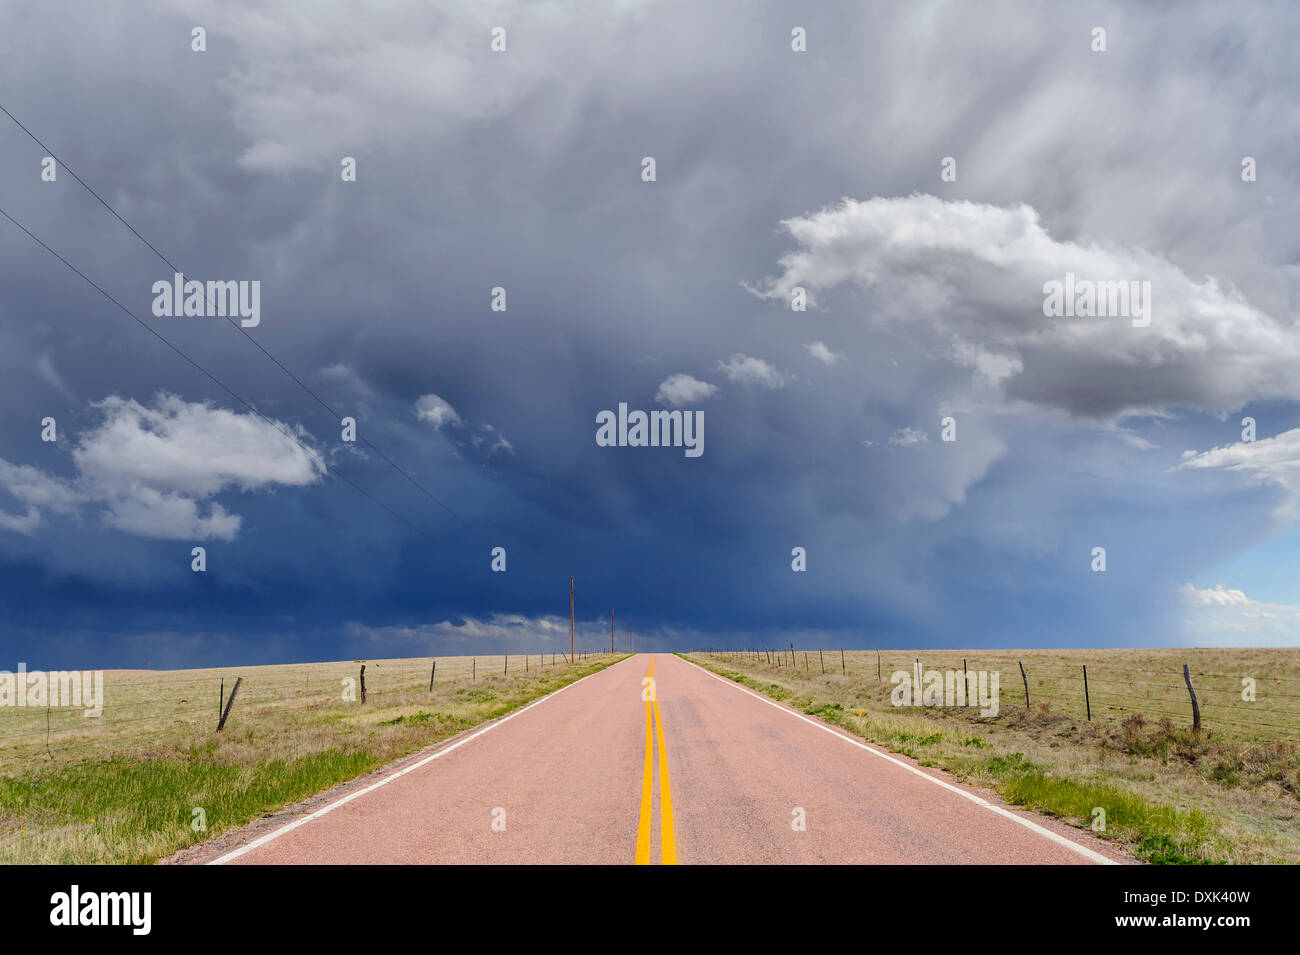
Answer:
top-left (635, 655), bottom-right (676, 864)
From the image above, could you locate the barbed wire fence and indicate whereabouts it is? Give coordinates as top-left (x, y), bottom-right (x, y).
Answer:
top-left (699, 648), bottom-right (1300, 742)
top-left (0, 651), bottom-right (617, 770)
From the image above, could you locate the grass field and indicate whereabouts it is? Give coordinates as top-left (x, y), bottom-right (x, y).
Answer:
top-left (0, 651), bottom-right (622, 864)
top-left (685, 648), bottom-right (1300, 864)
top-left (6, 646), bottom-right (1295, 865)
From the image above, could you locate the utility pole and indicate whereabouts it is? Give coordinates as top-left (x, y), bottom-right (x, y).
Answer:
top-left (569, 576), bottom-right (575, 664)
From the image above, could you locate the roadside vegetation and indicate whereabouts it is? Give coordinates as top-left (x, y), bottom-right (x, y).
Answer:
top-left (684, 648), bottom-right (1300, 864)
top-left (0, 653), bottom-right (624, 864)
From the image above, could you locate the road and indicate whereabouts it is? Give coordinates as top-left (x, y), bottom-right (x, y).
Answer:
top-left (196, 653), bottom-right (1129, 865)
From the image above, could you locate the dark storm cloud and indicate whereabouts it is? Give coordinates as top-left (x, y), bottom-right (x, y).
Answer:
top-left (0, 0), bottom-right (1298, 665)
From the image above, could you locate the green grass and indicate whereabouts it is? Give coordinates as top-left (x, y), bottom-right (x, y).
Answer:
top-left (995, 770), bottom-right (1217, 865)
top-left (0, 747), bottom-right (377, 864)
top-left (682, 651), bottom-right (1299, 864)
top-left (0, 653), bottom-right (625, 864)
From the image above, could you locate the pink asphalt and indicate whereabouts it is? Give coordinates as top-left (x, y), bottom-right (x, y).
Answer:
top-left (195, 654), bottom-right (1130, 865)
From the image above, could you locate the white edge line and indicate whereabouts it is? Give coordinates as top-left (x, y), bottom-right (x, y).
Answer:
top-left (678, 654), bottom-right (1120, 866)
top-left (207, 657), bottom-right (629, 865)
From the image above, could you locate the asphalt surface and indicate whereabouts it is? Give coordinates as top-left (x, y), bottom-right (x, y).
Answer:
top-left (197, 653), bottom-right (1130, 865)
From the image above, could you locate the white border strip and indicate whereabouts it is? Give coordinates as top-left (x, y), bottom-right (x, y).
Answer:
top-left (679, 655), bottom-right (1119, 865)
top-left (207, 657), bottom-right (628, 865)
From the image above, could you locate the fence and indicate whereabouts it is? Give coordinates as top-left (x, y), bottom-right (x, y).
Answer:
top-left (698, 647), bottom-right (1300, 742)
top-left (0, 651), bottom-right (615, 772)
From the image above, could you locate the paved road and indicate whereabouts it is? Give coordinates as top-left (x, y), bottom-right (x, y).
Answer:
top-left (198, 653), bottom-right (1128, 865)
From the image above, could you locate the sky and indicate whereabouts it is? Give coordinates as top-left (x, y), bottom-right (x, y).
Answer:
top-left (1, 0), bottom-right (1299, 667)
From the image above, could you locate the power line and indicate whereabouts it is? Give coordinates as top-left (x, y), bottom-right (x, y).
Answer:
top-left (0, 101), bottom-right (468, 529)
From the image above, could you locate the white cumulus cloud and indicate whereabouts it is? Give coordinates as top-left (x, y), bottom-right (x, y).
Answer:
top-left (716, 354), bottom-right (786, 389)
top-left (803, 341), bottom-right (845, 366)
top-left (1181, 582), bottom-right (1250, 607)
top-left (750, 194), bottom-right (1299, 419)
top-left (0, 393), bottom-right (324, 541)
top-left (414, 393), bottom-right (462, 429)
top-left (1180, 582), bottom-right (1300, 646)
top-left (1177, 428), bottom-right (1300, 520)
top-left (654, 374), bottom-right (718, 406)
top-left (889, 428), bottom-right (929, 448)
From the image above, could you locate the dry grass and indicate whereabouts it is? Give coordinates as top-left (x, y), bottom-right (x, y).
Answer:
top-left (686, 648), bottom-right (1300, 864)
top-left (0, 652), bottom-right (621, 863)
top-left (0, 652), bottom-right (592, 772)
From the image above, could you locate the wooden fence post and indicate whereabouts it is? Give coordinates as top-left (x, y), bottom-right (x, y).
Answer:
top-left (473, 658), bottom-right (476, 681)
top-left (819, 650), bottom-right (825, 674)
top-left (1018, 661), bottom-right (1029, 709)
top-left (877, 650), bottom-right (881, 681)
top-left (429, 660), bottom-right (436, 691)
top-left (217, 677), bottom-right (242, 731)
top-left (359, 665), bottom-right (366, 704)
top-left (1083, 664), bottom-right (1091, 721)
top-left (840, 649), bottom-right (845, 674)
top-left (1183, 663), bottom-right (1202, 732)
top-left (219, 676), bottom-right (224, 729)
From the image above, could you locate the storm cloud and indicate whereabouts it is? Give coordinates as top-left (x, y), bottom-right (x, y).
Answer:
top-left (1, 1), bottom-right (1298, 665)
